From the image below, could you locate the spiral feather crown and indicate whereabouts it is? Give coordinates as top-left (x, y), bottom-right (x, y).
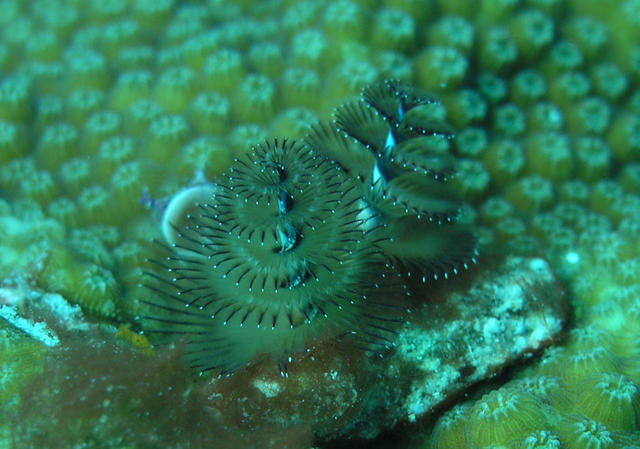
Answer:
top-left (142, 81), bottom-right (477, 374)
top-left (310, 79), bottom-right (477, 283)
top-left (143, 138), bottom-right (398, 374)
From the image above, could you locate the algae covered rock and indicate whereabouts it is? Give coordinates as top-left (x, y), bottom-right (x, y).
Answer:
top-left (196, 256), bottom-right (566, 442)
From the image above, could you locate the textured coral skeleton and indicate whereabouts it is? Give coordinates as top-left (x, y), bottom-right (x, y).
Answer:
top-left (141, 80), bottom-right (477, 375)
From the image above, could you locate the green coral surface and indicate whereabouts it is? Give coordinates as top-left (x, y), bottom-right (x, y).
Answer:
top-left (0, 0), bottom-right (639, 447)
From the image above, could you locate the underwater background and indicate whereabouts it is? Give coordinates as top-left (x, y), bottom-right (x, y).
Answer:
top-left (0, 0), bottom-right (639, 447)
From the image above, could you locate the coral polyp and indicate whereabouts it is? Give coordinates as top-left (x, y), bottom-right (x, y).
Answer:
top-left (467, 389), bottom-right (548, 447)
top-left (574, 372), bottom-right (640, 432)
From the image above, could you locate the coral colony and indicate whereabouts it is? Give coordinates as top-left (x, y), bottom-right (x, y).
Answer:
top-left (2, 0), bottom-right (640, 447)
top-left (141, 80), bottom-right (477, 375)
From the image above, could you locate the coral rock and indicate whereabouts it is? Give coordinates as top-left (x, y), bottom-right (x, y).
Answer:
top-left (197, 256), bottom-right (567, 442)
